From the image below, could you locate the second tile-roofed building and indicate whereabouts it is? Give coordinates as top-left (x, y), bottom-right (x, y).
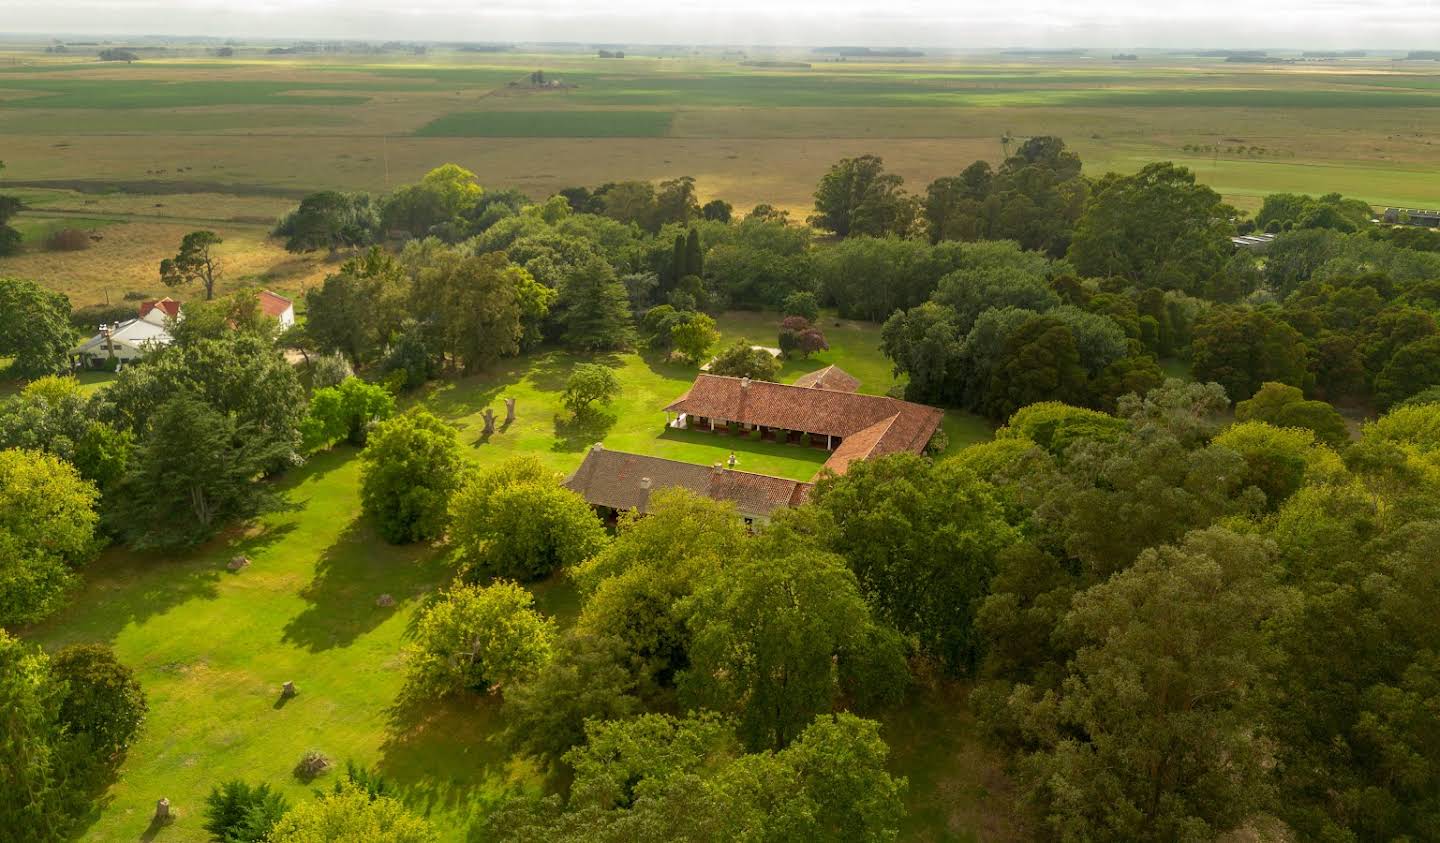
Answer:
top-left (792, 364), bottom-right (861, 393)
top-left (563, 444), bottom-right (811, 522)
top-left (664, 372), bottom-right (943, 475)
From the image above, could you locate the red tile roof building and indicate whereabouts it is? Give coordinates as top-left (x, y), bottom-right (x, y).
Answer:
top-left (564, 445), bottom-right (811, 521)
top-left (663, 373), bottom-right (943, 476)
top-left (792, 364), bottom-right (861, 393)
top-left (563, 368), bottom-right (945, 521)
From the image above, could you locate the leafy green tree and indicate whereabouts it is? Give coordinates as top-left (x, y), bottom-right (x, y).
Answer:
top-left (1374, 334), bottom-right (1440, 409)
top-left (203, 780), bottom-right (290, 843)
top-left (1068, 162), bottom-right (1233, 295)
top-left (0, 448), bottom-right (99, 627)
top-left (683, 227), bottom-right (704, 277)
top-left (0, 632), bottom-right (72, 843)
top-left (813, 236), bottom-right (963, 321)
top-left (1268, 518), bottom-right (1440, 841)
top-left (707, 338), bottom-right (780, 381)
top-left (451, 479), bottom-right (605, 581)
top-left (996, 401), bottom-right (1128, 457)
top-left (404, 581), bottom-right (556, 699)
top-left (489, 711), bottom-right (906, 843)
top-left (0, 377), bottom-right (132, 490)
top-left (440, 253), bottom-right (529, 373)
top-left (1234, 381), bottom-right (1349, 448)
top-left (1191, 306), bottom-right (1308, 402)
top-left (679, 529), bottom-right (907, 750)
top-left (982, 315), bottom-right (1088, 420)
top-left (809, 454), bottom-right (1018, 672)
top-left (304, 247), bottom-right (408, 367)
top-left (104, 333), bottom-right (306, 463)
top-left (881, 302), bottom-right (963, 405)
top-left (701, 198), bottom-right (732, 223)
top-left (932, 263), bottom-right (1060, 335)
top-left (573, 489), bottom-right (748, 691)
top-left (381, 164), bottom-right (483, 240)
top-left (274, 191), bottom-right (379, 254)
top-left (268, 782), bottom-right (437, 843)
top-left (502, 631), bottom-right (641, 770)
top-left (49, 644), bottom-right (146, 762)
top-left (1213, 421), bottom-right (1335, 509)
top-left (782, 290), bottom-right (821, 322)
top-left (810, 155), bottom-right (916, 238)
top-left (655, 176), bottom-right (701, 228)
top-left (359, 409), bottom-right (464, 544)
top-left (669, 311), bottom-right (719, 365)
top-left (561, 255), bottom-right (636, 351)
top-left (0, 277), bottom-right (76, 378)
top-left (112, 397), bottom-right (286, 549)
top-left (562, 363), bottom-right (622, 417)
top-left (301, 377), bottom-right (395, 450)
top-left (159, 230), bottom-right (224, 300)
top-left (1008, 528), bottom-right (1284, 842)
top-left (1026, 423), bottom-right (1259, 579)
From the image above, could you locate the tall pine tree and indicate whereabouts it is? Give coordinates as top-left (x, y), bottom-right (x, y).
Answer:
top-left (562, 255), bottom-right (636, 351)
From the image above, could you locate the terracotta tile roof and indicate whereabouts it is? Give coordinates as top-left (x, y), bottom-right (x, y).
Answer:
top-left (664, 374), bottom-right (943, 474)
top-left (258, 290), bottom-right (293, 319)
top-left (138, 297), bottom-right (181, 320)
top-left (563, 445), bottom-right (812, 519)
top-left (793, 365), bottom-right (861, 393)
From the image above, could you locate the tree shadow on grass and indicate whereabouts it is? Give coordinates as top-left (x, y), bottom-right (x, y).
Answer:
top-left (280, 520), bottom-right (452, 652)
top-left (553, 409), bottom-right (618, 453)
top-left (528, 351), bottom-right (625, 394)
top-left (378, 694), bottom-right (533, 832)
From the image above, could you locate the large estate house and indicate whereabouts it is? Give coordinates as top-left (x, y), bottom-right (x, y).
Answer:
top-left (565, 366), bottom-right (944, 523)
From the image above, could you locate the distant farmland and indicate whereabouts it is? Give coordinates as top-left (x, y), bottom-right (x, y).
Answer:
top-left (417, 109), bottom-right (675, 137)
top-left (1, 48), bottom-right (1439, 264)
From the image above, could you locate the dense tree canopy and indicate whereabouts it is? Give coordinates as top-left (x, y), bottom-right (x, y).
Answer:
top-left (1068, 162), bottom-right (1233, 295)
top-left (359, 409), bottom-right (464, 544)
top-left (0, 277), bottom-right (76, 378)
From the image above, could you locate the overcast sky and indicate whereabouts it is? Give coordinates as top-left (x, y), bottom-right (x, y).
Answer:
top-left (6, 0), bottom-right (1439, 49)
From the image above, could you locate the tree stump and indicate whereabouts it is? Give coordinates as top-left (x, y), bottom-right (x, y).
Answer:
top-left (482, 408), bottom-right (496, 435)
top-left (154, 798), bottom-right (171, 821)
top-left (376, 594), bottom-right (395, 608)
top-left (504, 397), bottom-right (516, 423)
top-left (281, 681), bottom-right (297, 698)
top-left (227, 556), bottom-right (250, 571)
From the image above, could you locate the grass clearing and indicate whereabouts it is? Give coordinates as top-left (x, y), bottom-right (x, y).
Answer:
top-left (21, 310), bottom-right (997, 842)
top-left (416, 109), bottom-right (675, 137)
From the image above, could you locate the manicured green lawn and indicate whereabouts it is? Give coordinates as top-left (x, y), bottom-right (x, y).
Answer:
top-left (21, 311), bottom-right (999, 842)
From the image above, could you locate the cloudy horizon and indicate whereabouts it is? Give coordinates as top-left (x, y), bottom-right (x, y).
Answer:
top-left (4, 0), bottom-right (1439, 50)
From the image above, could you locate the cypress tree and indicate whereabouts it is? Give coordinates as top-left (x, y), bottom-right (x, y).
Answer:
top-left (685, 228), bottom-right (703, 278)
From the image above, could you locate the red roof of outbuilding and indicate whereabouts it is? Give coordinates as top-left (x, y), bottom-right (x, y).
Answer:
top-left (258, 290), bottom-right (293, 319)
top-left (139, 297), bottom-right (181, 320)
top-left (563, 445), bottom-right (812, 518)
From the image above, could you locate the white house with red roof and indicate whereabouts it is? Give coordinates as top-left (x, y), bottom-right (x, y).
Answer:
top-left (72, 297), bottom-right (182, 368)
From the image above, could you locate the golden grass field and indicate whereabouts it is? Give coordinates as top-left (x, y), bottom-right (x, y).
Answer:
top-left (3, 47), bottom-right (1440, 303)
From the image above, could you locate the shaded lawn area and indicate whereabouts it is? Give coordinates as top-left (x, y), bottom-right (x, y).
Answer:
top-left (20, 310), bottom-right (998, 842)
top-left (25, 449), bottom-right (555, 843)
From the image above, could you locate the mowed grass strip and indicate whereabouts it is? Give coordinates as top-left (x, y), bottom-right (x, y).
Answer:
top-left (416, 109), bottom-right (674, 137)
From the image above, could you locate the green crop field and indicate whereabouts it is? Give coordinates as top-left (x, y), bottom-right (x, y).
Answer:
top-left (19, 312), bottom-right (1003, 842)
top-left (417, 109), bottom-right (675, 137)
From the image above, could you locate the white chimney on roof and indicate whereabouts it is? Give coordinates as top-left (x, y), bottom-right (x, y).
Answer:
top-left (639, 477), bottom-right (651, 490)
top-left (713, 463), bottom-right (725, 475)
top-left (740, 377), bottom-right (751, 389)
top-left (592, 442), bottom-right (604, 452)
